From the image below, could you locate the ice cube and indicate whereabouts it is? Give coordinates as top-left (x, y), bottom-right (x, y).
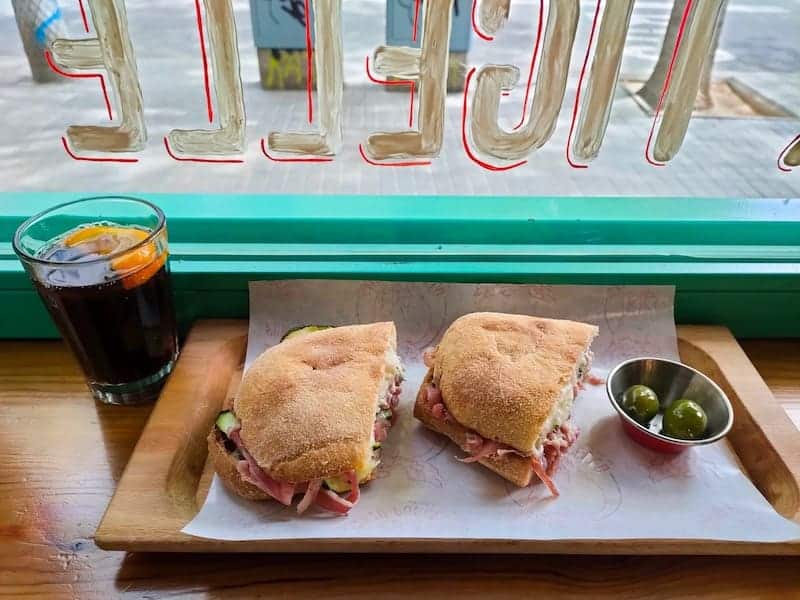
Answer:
top-left (46, 246), bottom-right (87, 262)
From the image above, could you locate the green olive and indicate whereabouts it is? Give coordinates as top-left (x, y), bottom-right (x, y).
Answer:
top-left (662, 399), bottom-right (708, 440)
top-left (622, 385), bottom-right (660, 425)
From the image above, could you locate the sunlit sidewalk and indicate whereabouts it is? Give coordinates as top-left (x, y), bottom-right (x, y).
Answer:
top-left (0, 0), bottom-right (797, 197)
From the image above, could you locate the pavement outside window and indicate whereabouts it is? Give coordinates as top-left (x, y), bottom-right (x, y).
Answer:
top-left (0, 0), bottom-right (797, 197)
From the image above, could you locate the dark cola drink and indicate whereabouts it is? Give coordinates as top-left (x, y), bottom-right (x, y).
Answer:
top-left (15, 199), bottom-right (179, 405)
top-left (36, 226), bottom-right (178, 386)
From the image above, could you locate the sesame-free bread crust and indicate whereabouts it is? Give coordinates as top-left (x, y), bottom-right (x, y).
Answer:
top-left (430, 312), bottom-right (597, 454)
top-left (234, 322), bottom-right (398, 483)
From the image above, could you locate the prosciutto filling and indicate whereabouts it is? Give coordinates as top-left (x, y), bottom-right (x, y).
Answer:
top-left (374, 377), bottom-right (401, 442)
top-left (217, 373), bottom-right (403, 515)
top-left (421, 358), bottom-right (596, 497)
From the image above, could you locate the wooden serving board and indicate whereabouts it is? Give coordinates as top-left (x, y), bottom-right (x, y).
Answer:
top-left (95, 320), bottom-right (800, 554)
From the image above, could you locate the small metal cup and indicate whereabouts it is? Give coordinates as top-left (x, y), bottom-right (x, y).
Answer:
top-left (607, 357), bottom-right (734, 453)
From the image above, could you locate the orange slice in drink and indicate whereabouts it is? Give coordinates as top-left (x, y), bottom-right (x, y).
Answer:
top-left (117, 249), bottom-right (167, 290)
top-left (64, 224), bottom-right (146, 249)
top-left (64, 225), bottom-right (166, 290)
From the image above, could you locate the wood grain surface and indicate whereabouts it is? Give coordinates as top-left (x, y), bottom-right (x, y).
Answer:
top-left (1, 324), bottom-right (799, 598)
top-left (95, 322), bottom-right (800, 554)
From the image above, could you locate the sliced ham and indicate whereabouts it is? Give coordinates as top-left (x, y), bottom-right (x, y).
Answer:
top-left (458, 439), bottom-right (500, 463)
top-left (235, 460), bottom-right (296, 506)
top-left (431, 403), bottom-right (450, 422)
top-left (464, 432), bottom-right (484, 453)
top-left (530, 457), bottom-right (560, 497)
top-left (426, 383), bottom-right (442, 405)
top-left (375, 377), bottom-right (401, 440)
top-left (385, 376), bottom-right (402, 420)
top-left (231, 429), bottom-right (295, 506)
top-left (297, 479), bottom-right (322, 514)
top-left (424, 382), bottom-right (456, 424)
top-left (543, 444), bottom-right (562, 477)
top-left (587, 373), bottom-right (605, 386)
top-left (345, 470), bottom-right (360, 504)
top-left (539, 423), bottom-right (580, 484)
top-left (423, 390), bottom-right (580, 496)
top-left (314, 488), bottom-right (354, 515)
top-left (496, 448), bottom-right (525, 457)
top-left (421, 360), bottom-right (589, 497)
top-left (374, 418), bottom-right (390, 442)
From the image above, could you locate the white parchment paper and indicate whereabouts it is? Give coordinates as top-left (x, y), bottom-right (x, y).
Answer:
top-left (183, 281), bottom-right (800, 542)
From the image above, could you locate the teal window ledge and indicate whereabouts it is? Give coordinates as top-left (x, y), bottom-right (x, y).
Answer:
top-left (1, 193), bottom-right (798, 339)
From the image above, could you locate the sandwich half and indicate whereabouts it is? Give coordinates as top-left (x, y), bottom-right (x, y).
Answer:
top-left (414, 312), bottom-right (598, 496)
top-left (208, 322), bottom-right (404, 515)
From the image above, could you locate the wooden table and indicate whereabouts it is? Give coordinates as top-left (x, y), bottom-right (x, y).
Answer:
top-left (1, 338), bottom-right (799, 599)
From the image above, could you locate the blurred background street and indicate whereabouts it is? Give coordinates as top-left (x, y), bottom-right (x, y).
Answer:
top-left (0, 0), bottom-right (798, 197)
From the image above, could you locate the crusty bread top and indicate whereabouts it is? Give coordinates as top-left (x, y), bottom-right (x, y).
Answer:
top-left (235, 322), bottom-right (397, 483)
top-left (431, 312), bottom-right (597, 454)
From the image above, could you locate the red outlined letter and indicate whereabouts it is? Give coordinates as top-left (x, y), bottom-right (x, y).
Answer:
top-left (363, 0), bottom-right (454, 162)
top-left (265, 0), bottom-right (343, 161)
top-left (48, 0), bottom-right (146, 154)
top-left (166, 0), bottom-right (246, 160)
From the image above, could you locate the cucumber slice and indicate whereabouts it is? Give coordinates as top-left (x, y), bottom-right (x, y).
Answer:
top-left (215, 410), bottom-right (240, 436)
top-left (281, 325), bottom-right (333, 342)
top-left (324, 458), bottom-right (378, 493)
top-left (323, 475), bottom-right (351, 493)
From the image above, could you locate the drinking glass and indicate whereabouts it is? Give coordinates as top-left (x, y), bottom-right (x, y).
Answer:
top-left (13, 196), bottom-right (179, 405)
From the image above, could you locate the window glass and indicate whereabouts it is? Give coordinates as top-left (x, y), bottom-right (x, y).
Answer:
top-left (1, 0), bottom-right (798, 197)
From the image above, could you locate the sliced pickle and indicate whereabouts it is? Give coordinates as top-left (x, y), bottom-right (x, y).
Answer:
top-left (323, 476), bottom-right (351, 493)
top-left (215, 410), bottom-right (240, 436)
top-left (324, 460), bottom-right (376, 492)
top-left (281, 325), bottom-right (333, 342)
